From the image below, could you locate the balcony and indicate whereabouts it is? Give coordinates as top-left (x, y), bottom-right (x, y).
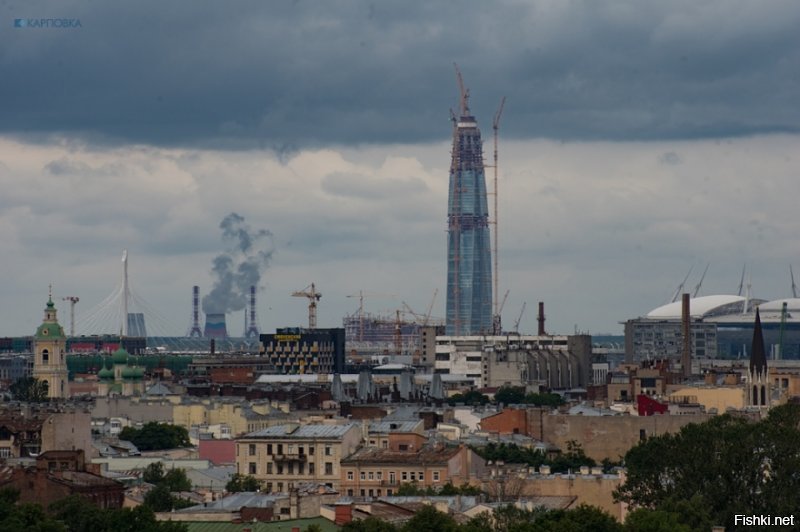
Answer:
top-left (379, 479), bottom-right (398, 487)
top-left (272, 453), bottom-right (308, 462)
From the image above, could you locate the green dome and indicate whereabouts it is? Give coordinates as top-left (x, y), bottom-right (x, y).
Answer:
top-left (98, 366), bottom-right (114, 380)
top-left (35, 322), bottom-right (65, 340)
top-left (121, 366), bottom-right (136, 380)
top-left (112, 346), bottom-right (129, 365)
top-left (133, 367), bottom-right (145, 379)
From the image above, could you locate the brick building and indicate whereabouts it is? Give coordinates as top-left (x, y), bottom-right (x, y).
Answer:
top-left (0, 450), bottom-right (124, 509)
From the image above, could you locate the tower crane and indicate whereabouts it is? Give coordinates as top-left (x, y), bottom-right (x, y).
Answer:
top-left (62, 296), bottom-right (79, 337)
top-left (292, 283), bottom-right (321, 329)
top-left (346, 290), bottom-right (395, 341)
top-left (514, 302), bottom-right (527, 334)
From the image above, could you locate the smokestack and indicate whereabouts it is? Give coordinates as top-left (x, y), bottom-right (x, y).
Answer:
top-left (188, 286), bottom-right (203, 337)
top-left (204, 312), bottom-right (228, 338)
top-left (537, 302), bottom-right (546, 335)
top-left (681, 293), bottom-right (691, 378)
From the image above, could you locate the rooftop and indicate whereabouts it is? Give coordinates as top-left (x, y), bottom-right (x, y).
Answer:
top-left (342, 445), bottom-right (462, 465)
top-left (243, 423), bottom-right (358, 439)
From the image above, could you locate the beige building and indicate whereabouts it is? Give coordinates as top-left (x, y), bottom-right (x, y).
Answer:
top-left (668, 385), bottom-right (745, 413)
top-left (0, 404), bottom-right (92, 458)
top-left (32, 296), bottom-right (69, 399)
top-left (340, 436), bottom-right (486, 498)
top-left (235, 423), bottom-right (361, 492)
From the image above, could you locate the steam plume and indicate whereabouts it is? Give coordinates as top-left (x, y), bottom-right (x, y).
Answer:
top-left (202, 213), bottom-right (274, 314)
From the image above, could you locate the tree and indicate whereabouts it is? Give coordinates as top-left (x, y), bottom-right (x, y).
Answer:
top-left (447, 390), bottom-right (490, 406)
top-left (120, 423), bottom-right (190, 451)
top-left (399, 505), bottom-right (460, 532)
top-left (615, 404), bottom-right (800, 529)
top-left (494, 386), bottom-right (526, 405)
top-left (340, 517), bottom-right (398, 532)
top-left (225, 473), bottom-right (261, 493)
top-left (162, 469), bottom-right (192, 492)
top-left (143, 484), bottom-right (174, 512)
top-left (9, 377), bottom-right (48, 403)
top-left (142, 462), bottom-right (164, 484)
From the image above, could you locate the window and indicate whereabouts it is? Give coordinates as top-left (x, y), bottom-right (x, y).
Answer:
top-left (266, 483), bottom-right (273, 492)
top-left (368, 472), bottom-right (374, 480)
top-left (360, 471), bottom-right (366, 480)
top-left (360, 489), bottom-right (365, 497)
top-left (277, 444), bottom-right (283, 455)
top-left (377, 472), bottom-right (382, 480)
top-left (277, 482), bottom-right (283, 492)
top-left (42, 349), bottom-right (49, 364)
top-left (277, 463), bottom-right (284, 474)
top-left (325, 462), bottom-right (333, 475)
top-left (399, 444), bottom-right (409, 451)
top-left (433, 471), bottom-right (440, 482)
top-left (288, 463), bottom-right (294, 475)
top-left (410, 472), bottom-right (416, 481)
top-left (249, 444), bottom-right (256, 456)
top-left (248, 462), bottom-right (256, 475)
top-left (347, 471), bottom-right (354, 480)
top-left (419, 472), bottom-right (424, 481)
top-left (298, 463), bottom-right (305, 475)
top-left (267, 444), bottom-right (273, 455)
top-left (309, 463), bottom-right (315, 475)
top-left (309, 446), bottom-right (315, 455)
top-left (389, 472), bottom-right (396, 484)
top-left (325, 446), bottom-right (332, 456)
top-left (368, 489), bottom-right (374, 497)
top-left (347, 489), bottom-right (354, 496)
top-left (382, 440), bottom-right (388, 449)
top-left (401, 472), bottom-right (407, 481)
top-left (387, 489), bottom-right (393, 496)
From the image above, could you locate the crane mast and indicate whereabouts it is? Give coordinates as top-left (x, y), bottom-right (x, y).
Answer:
top-left (292, 283), bottom-right (321, 329)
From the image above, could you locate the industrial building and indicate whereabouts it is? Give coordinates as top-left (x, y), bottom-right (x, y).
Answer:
top-left (260, 328), bottom-right (346, 375)
top-left (433, 334), bottom-right (592, 390)
top-left (446, 70), bottom-right (493, 336)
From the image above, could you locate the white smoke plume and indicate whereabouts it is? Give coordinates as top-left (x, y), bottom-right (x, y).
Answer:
top-left (202, 213), bottom-right (274, 314)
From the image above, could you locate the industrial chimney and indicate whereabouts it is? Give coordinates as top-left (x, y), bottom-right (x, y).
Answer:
top-left (681, 293), bottom-right (691, 378)
top-left (537, 301), bottom-right (546, 336)
top-left (245, 285), bottom-right (260, 338)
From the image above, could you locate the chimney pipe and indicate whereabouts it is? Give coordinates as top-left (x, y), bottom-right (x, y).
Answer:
top-left (537, 302), bottom-right (546, 335)
top-left (681, 293), bottom-right (691, 378)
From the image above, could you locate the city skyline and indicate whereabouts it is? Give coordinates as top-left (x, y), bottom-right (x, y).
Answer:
top-left (1, 1), bottom-right (799, 337)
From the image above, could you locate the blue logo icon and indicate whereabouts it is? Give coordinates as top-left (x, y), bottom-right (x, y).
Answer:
top-left (14, 19), bottom-right (26, 28)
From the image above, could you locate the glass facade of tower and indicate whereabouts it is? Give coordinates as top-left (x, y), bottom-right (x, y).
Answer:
top-left (446, 114), bottom-right (493, 335)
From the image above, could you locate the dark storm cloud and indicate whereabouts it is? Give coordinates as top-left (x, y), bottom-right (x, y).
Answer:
top-left (1, 0), bottom-right (799, 146)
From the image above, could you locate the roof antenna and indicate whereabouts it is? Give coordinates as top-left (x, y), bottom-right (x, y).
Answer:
top-left (791, 265), bottom-right (798, 298)
top-left (737, 264), bottom-right (746, 296)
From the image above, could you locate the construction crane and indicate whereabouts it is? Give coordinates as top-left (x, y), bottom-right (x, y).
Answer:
top-left (61, 296), bottom-right (79, 337)
top-left (491, 96), bottom-right (506, 329)
top-left (422, 289), bottom-right (438, 327)
top-left (513, 302), bottom-right (527, 333)
top-left (347, 290), bottom-right (396, 341)
top-left (292, 283), bottom-right (321, 329)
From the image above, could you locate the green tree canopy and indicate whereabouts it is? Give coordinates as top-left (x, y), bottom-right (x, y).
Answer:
top-left (9, 377), bottom-right (49, 403)
top-left (225, 473), bottom-right (261, 493)
top-left (615, 404), bottom-right (800, 529)
top-left (119, 422), bottom-right (190, 451)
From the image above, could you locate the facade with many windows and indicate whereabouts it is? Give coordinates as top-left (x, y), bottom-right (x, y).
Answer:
top-left (339, 437), bottom-right (486, 498)
top-left (235, 423), bottom-right (360, 492)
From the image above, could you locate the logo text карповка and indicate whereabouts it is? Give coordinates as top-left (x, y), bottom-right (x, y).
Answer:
top-left (14, 18), bottom-right (82, 28)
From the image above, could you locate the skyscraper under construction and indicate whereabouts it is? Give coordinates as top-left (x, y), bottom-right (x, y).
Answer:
top-left (446, 70), bottom-right (492, 335)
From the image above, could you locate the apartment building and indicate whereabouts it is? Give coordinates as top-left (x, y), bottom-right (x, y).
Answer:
top-left (235, 423), bottom-right (360, 492)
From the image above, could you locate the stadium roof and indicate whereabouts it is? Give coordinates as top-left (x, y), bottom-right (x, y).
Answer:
top-left (646, 295), bottom-right (748, 319)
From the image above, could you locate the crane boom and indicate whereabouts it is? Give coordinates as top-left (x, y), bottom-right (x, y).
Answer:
top-left (292, 283), bottom-right (321, 329)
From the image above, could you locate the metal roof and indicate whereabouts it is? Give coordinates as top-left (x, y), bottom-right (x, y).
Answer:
top-left (244, 423), bottom-right (358, 439)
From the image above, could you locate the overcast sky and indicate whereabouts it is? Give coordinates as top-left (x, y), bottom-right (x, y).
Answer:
top-left (2, 1), bottom-right (799, 337)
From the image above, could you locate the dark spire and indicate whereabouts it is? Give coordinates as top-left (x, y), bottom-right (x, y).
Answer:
top-left (750, 308), bottom-right (767, 376)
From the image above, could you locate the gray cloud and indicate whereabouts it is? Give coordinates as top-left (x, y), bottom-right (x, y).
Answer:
top-left (1, 1), bottom-right (798, 147)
